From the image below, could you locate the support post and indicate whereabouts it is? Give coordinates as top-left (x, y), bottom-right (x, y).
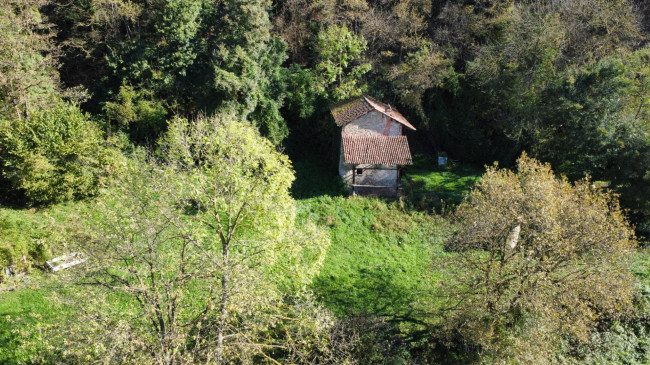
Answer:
top-left (352, 165), bottom-right (356, 196)
top-left (396, 165), bottom-right (401, 197)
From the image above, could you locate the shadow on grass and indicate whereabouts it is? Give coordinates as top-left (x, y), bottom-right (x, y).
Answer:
top-left (290, 156), bottom-right (346, 199)
top-left (313, 264), bottom-right (426, 320)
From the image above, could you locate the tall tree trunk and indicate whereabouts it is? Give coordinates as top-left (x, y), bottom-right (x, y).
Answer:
top-left (215, 243), bottom-right (230, 363)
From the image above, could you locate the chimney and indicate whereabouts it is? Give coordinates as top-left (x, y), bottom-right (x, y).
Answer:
top-left (385, 104), bottom-right (392, 112)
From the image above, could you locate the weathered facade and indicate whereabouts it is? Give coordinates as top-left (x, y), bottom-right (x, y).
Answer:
top-left (331, 95), bottom-right (415, 196)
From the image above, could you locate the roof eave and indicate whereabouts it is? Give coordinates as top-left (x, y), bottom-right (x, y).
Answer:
top-left (362, 95), bottom-right (416, 131)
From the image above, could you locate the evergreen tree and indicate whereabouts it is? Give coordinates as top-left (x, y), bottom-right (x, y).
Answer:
top-left (0, 0), bottom-right (59, 120)
top-left (195, 0), bottom-right (289, 145)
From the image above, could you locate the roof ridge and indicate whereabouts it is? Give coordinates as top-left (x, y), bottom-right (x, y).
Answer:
top-left (343, 135), bottom-right (407, 138)
top-left (362, 95), bottom-right (416, 131)
top-left (331, 95), bottom-right (416, 131)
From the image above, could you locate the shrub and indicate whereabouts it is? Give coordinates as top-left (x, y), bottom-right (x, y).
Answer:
top-left (0, 102), bottom-right (123, 204)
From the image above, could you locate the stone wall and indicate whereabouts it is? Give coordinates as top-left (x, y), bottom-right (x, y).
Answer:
top-left (348, 164), bottom-right (398, 186)
top-left (339, 111), bottom-right (401, 189)
top-left (341, 111), bottom-right (401, 137)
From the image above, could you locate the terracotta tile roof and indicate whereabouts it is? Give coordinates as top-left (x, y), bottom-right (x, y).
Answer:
top-left (342, 135), bottom-right (413, 165)
top-left (330, 97), bottom-right (374, 126)
top-left (330, 95), bottom-right (417, 130)
top-left (362, 95), bottom-right (416, 131)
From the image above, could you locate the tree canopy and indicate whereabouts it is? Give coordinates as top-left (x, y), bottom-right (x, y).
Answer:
top-left (445, 154), bottom-right (637, 363)
top-left (0, 0), bottom-right (649, 363)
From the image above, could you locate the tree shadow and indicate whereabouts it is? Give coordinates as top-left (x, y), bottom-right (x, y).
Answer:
top-left (290, 155), bottom-right (346, 199)
top-left (312, 264), bottom-right (427, 321)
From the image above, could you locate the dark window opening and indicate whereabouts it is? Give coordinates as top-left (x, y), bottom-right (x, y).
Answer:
top-left (356, 168), bottom-right (363, 175)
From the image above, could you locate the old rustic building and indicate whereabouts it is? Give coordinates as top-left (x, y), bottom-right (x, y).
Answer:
top-left (331, 95), bottom-right (415, 196)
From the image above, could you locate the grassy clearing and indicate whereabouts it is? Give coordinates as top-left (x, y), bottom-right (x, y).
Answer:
top-left (1, 153), bottom-right (648, 363)
top-left (0, 285), bottom-right (63, 363)
top-left (402, 154), bottom-right (483, 212)
top-left (0, 202), bottom-right (92, 364)
top-left (298, 196), bottom-right (454, 319)
top-left (288, 155), bottom-right (478, 362)
top-left (288, 153), bottom-right (480, 319)
top-left (633, 248), bottom-right (650, 290)
top-left (0, 153), bottom-right (479, 363)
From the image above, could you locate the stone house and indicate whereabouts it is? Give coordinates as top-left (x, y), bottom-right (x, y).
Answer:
top-left (331, 95), bottom-right (415, 196)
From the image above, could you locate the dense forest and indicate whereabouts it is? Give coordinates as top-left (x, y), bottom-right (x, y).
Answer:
top-left (0, 0), bottom-right (649, 363)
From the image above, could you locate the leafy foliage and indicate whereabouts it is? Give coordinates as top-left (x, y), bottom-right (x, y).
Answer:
top-left (10, 115), bottom-right (353, 364)
top-left (1, 0), bottom-right (649, 363)
top-left (196, 0), bottom-right (289, 145)
top-left (0, 102), bottom-right (123, 204)
top-left (388, 43), bottom-right (453, 118)
top-left (313, 25), bottom-right (371, 102)
top-left (0, 0), bottom-right (59, 120)
top-left (444, 154), bottom-right (638, 363)
top-left (104, 84), bottom-right (168, 143)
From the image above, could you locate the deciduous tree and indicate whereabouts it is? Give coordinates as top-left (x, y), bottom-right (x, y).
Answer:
top-left (37, 114), bottom-right (348, 363)
top-left (444, 154), bottom-right (637, 363)
top-left (0, 0), bottom-right (60, 120)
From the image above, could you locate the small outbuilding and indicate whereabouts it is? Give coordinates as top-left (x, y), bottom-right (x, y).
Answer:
top-left (331, 95), bottom-right (415, 196)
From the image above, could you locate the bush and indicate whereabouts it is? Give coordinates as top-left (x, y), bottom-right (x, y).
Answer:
top-left (0, 102), bottom-right (123, 204)
top-left (17, 114), bottom-right (346, 363)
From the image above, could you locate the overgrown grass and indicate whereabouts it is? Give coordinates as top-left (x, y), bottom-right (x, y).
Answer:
top-left (297, 196), bottom-right (455, 320)
top-left (0, 153), bottom-right (477, 363)
top-left (0, 202), bottom-right (91, 363)
top-left (289, 153), bottom-right (478, 319)
top-left (295, 194), bottom-right (460, 364)
top-left (0, 201), bottom-right (90, 270)
top-left (2, 153), bottom-right (648, 363)
top-left (0, 286), bottom-right (63, 363)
